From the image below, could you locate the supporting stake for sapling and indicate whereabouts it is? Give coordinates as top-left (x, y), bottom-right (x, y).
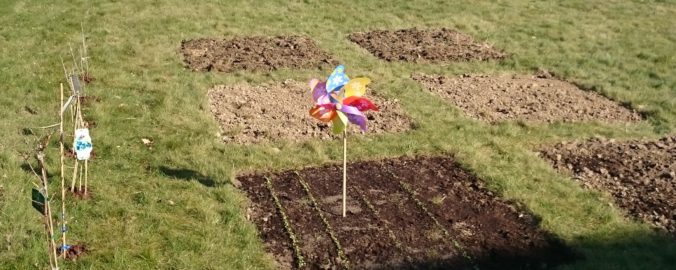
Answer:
top-left (84, 160), bottom-right (88, 195)
top-left (59, 83), bottom-right (67, 258)
top-left (342, 130), bottom-right (347, 218)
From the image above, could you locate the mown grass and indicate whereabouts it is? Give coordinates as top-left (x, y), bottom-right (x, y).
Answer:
top-left (0, 0), bottom-right (674, 269)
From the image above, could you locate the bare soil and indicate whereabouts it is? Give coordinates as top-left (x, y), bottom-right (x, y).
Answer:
top-left (65, 149), bottom-right (96, 160)
top-left (208, 80), bottom-right (413, 144)
top-left (80, 73), bottom-right (94, 84)
top-left (239, 156), bottom-right (576, 269)
top-left (57, 244), bottom-right (87, 261)
top-left (69, 187), bottom-right (92, 200)
top-left (539, 136), bottom-right (676, 235)
top-left (412, 74), bottom-right (642, 123)
top-left (78, 95), bottom-right (100, 106)
top-left (348, 28), bottom-right (507, 63)
top-left (180, 36), bottom-right (335, 72)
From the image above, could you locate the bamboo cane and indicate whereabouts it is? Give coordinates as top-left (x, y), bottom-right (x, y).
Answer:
top-left (59, 83), bottom-right (67, 258)
top-left (342, 130), bottom-right (347, 218)
top-left (84, 160), bottom-right (88, 195)
top-left (37, 152), bottom-right (59, 269)
top-left (70, 160), bottom-right (78, 192)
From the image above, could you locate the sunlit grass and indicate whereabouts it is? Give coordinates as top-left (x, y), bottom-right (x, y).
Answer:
top-left (0, 0), bottom-right (674, 269)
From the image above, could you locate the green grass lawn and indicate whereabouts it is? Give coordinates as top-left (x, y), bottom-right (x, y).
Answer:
top-left (1, 0), bottom-right (675, 269)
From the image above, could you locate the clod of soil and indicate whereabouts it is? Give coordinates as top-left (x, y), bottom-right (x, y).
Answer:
top-left (65, 149), bottom-right (96, 160)
top-left (69, 187), bottom-right (92, 200)
top-left (348, 28), bottom-right (507, 63)
top-left (78, 95), bottom-right (101, 106)
top-left (80, 73), bottom-right (94, 84)
top-left (540, 136), bottom-right (676, 235)
top-left (181, 36), bottom-right (335, 72)
top-left (208, 80), bottom-right (413, 144)
top-left (239, 156), bottom-right (576, 269)
top-left (412, 74), bottom-right (642, 123)
top-left (57, 244), bottom-right (87, 261)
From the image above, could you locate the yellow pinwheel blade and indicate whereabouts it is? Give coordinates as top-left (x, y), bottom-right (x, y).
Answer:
top-left (344, 77), bottom-right (371, 97)
top-left (332, 111), bottom-right (348, 134)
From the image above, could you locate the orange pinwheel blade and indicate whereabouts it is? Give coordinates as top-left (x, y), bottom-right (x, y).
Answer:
top-left (309, 104), bottom-right (337, 122)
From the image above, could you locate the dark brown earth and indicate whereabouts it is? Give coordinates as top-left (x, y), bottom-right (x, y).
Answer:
top-left (79, 73), bottom-right (94, 84)
top-left (412, 74), bottom-right (642, 123)
top-left (69, 187), bottom-right (92, 200)
top-left (65, 149), bottom-right (96, 160)
top-left (348, 28), bottom-right (507, 63)
top-left (239, 156), bottom-right (576, 269)
top-left (57, 244), bottom-right (87, 261)
top-left (78, 95), bottom-right (100, 106)
top-left (539, 136), bottom-right (676, 236)
top-left (180, 36), bottom-right (335, 72)
top-left (208, 80), bottom-right (412, 144)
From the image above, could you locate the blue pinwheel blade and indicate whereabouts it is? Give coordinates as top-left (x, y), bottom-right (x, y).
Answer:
top-left (326, 65), bottom-right (349, 93)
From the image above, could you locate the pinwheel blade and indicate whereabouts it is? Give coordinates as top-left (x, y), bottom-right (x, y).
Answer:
top-left (309, 104), bottom-right (337, 122)
top-left (340, 105), bottom-right (368, 131)
top-left (343, 96), bottom-right (379, 112)
top-left (311, 80), bottom-right (328, 103)
top-left (332, 111), bottom-right (348, 134)
top-left (344, 77), bottom-right (370, 97)
top-left (326, 65), bottom-right (350, 93)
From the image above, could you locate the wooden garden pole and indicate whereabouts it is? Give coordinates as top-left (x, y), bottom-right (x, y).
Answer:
top-left (59, 83), bottom-right (67, 258)
top-left (37, 152), bottom-right (59, 269)
top-left (84, 160), bottom-right (88, 195)
top-left (70, 160), bottom-right (78, 192)
top-left (342, 130), bottom-right (347, 217)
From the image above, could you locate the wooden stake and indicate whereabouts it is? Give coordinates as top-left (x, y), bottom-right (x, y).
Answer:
top-left (84, 160), bottom-right (88, 195)
top-left (70, 160), bottom-right (78, 192)
top-left (78, 163), bottom-right (83, 191)
top-left (342, 130), bottom-right (347, 218)
top-left (59, 83), bottom-right (67, 258)
top-left (37, 152), bottom-right (59, 269)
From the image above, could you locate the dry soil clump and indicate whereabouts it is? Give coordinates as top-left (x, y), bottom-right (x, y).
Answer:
top-left (540, 136), bottom-right (676, 235)
top-left (348, 28), bottom-right (507, 63)
top-left (413, 74), bottom-right (642, 123)
top-left (181, 36), bottom-right (334, 72)
top-left (208, 80), bottom-right (412, 144)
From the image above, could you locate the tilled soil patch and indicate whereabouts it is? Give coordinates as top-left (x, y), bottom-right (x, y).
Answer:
top-left (239, 156), bottom-right (575, 269)
top-left (181, 36), bottom-right (334, 72)
top-left (539, 136), bottom-right (676, 235)
top-left (208, 80), bottom-right (412, 144)
top-left (348, 28), bottom-right (507, 63)
top-left (412, 74), bottom-right (642, 123)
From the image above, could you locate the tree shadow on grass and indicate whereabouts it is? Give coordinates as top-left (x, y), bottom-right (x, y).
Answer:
top-left (370, 228), bottom-right (675, 270)
top-left (158, 166), bottom-right (221, 187)
top-left (369, 237), bottom-right (578, 270)
top-left (20, 162), bottom-right (54, 179)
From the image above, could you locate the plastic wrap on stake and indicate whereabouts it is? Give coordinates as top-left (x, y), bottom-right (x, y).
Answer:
top-left (70, 74), bottom-right (82, 94)
top-left (74, 128), bottom-right (92, 160)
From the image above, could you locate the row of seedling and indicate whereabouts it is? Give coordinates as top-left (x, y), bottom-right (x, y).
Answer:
top-left (387, 169), bottom-right (476, 267)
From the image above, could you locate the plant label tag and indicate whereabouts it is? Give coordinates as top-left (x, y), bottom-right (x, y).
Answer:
top-left (71, 74), bottom-right (82, 94)
top-left (74, 128), bottom-right (93, 160)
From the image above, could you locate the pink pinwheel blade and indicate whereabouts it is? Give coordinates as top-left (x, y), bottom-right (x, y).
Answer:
top-left (312, 81), bottom-right (327, 103)
top-left (339, 105), bottom-right (368, 131)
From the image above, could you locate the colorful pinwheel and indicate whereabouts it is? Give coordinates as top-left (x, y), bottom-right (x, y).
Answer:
top-left (309, 65), bottom-right (379, 134)
top-left (308, 65), bottom-right (380, 218)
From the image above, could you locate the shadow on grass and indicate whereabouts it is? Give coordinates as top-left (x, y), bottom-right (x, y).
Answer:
top-left (20, 162), bottom-right (54, 179)
top-left (369, 238), bottom-right (578, 270)
top-left (158, 166), bottom-right (220, 187)
top-left (370, 228), bottom-right (675, 270)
